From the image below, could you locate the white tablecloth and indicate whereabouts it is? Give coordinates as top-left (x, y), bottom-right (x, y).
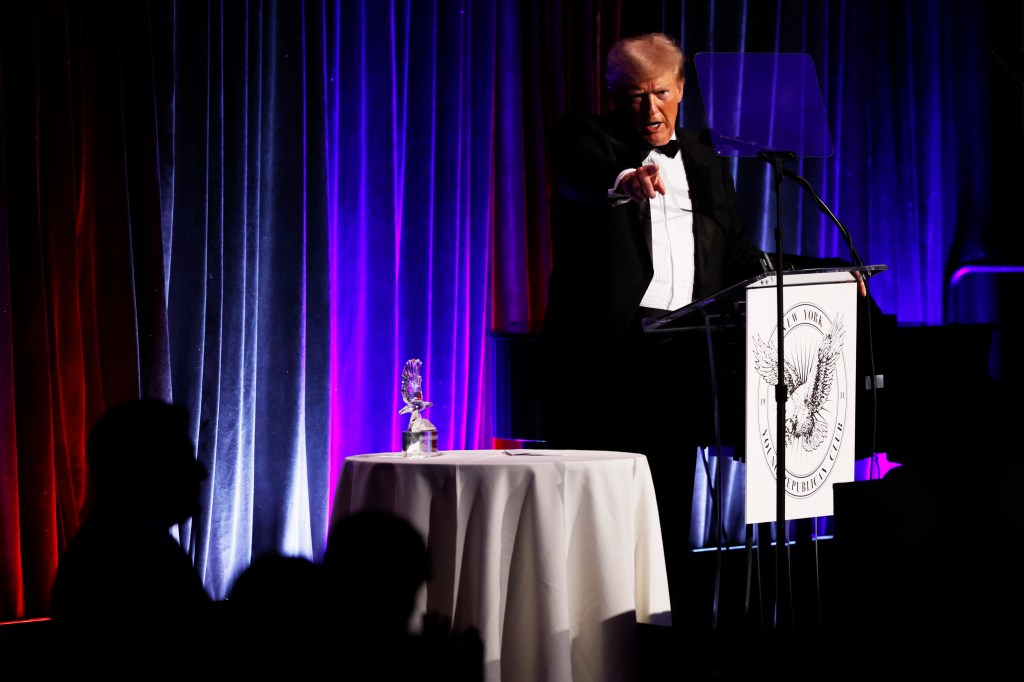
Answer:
top-left (332, 449), bottom-right (672, 682)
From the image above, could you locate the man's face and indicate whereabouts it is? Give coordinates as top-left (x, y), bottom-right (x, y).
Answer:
top-left (619, 72), bottom-right (684, 147)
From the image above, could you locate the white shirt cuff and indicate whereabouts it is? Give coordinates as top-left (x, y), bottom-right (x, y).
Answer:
top-left (607, 168), bottom-right (635, 205)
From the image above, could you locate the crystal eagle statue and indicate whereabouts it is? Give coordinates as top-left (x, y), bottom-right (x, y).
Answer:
top-left (399, 358), bottom-right (438, 456)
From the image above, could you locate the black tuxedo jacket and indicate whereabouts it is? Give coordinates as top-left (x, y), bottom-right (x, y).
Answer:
top-left (539, 110), bottom-right (764, 358)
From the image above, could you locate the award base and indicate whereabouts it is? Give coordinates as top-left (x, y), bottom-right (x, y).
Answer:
top-left (402, 430), bottom-right (439, 458)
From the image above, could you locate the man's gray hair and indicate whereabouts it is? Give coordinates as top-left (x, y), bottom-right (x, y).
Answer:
top-left (606, 33), bottom-right (686, 95)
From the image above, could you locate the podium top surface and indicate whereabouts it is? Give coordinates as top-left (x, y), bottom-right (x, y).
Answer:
top-left (642, 264), bottom-right (887, 334)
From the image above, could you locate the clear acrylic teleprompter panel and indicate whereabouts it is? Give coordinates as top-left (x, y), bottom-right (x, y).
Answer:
top-left (693, 52), bottom-right (833, 158)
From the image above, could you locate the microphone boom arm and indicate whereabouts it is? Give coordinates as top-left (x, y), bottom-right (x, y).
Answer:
top-left (780, 166), bottom-right (865, 269)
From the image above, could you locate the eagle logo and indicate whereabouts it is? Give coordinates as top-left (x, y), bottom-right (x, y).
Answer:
top-left (752, 314), bottom-right (845, 452)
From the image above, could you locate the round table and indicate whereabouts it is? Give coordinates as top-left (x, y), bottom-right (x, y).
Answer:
top-left (332, 449), bottom-right (672, 682)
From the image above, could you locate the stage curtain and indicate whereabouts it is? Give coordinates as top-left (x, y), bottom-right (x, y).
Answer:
top-left (0, 0), bottom-right (1000, 621)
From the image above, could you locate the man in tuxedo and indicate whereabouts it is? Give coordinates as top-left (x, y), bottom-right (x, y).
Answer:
top-left (535, 32), bottom-right (765, 622)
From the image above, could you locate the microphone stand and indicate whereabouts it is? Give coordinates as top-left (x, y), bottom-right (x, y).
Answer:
top-left (759, 150), bottom-right (795, 629)
top-left (780, 166), bottom-right (865, 268)
top-left (757, 150), bottom-right (871, 631)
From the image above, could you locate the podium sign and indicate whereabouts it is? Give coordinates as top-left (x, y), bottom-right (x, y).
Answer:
top-left (744, 270), bottom-right (860, 524)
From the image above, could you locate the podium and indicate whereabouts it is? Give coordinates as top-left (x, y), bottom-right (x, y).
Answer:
top-left (643, 263), bottom-right (886, 525)
top-left (643, 263), bottom-right (886, 628)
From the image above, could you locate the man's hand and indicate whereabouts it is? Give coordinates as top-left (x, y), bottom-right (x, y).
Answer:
top-left (620, 163), bottom-right (666, 203)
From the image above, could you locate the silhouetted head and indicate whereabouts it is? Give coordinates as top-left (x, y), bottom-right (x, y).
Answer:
top-left (323, 510), bottom-right (429, 637)
top-left (229, 552), bottom-right (324, 617)
top-left (86, 398), bottom-right (207, 526)
top-left (226, 552), bottom-right (327, 657)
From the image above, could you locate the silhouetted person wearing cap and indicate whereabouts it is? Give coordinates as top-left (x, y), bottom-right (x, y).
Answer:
top-left (49, 398), bottom-right (214, 669)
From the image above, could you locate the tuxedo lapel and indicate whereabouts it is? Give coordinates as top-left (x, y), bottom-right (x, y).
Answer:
top-left (679, 132), bottom-right (717, 293)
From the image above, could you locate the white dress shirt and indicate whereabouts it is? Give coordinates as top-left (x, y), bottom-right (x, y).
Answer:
top-left (610, 138), bottom-right (695, 311)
